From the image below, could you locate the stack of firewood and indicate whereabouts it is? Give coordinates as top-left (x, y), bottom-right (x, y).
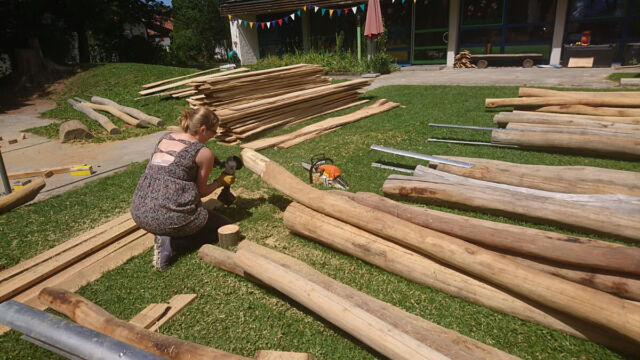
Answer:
top-left (454, 50), bottom-right (476, 68)
top-left (484, 87), bottom-right (640, 158)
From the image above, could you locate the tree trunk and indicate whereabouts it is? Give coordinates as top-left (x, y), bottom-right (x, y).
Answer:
top-left (486, 97), bottom-right (640, 108)
top-left (518, 88), bottom-right (640, 99)
top-left (493, 111), bottom-right (640, 127)
top-left (240, 148), bottom-right (640, 343)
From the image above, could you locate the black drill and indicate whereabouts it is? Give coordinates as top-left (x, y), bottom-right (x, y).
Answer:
top-left (217, 155), bottom-right (243, 206)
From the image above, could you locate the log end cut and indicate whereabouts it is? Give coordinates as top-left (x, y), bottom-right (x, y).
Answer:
top-left (59, 120), bottom-right (94, 142)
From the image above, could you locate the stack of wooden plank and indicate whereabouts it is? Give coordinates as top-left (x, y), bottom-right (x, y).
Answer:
top-left (0, 213), bottom-right (152, 335)
top-left (484, 88), bottom-right (640, 157)
top-left (209, 78), bottom-right (372, 143)
top-left (186, 64), bottom-right (330, 110)
top-left (137, 67), bottom-right (249, 99)
top-left (240, 149), bottom-right (640, 355)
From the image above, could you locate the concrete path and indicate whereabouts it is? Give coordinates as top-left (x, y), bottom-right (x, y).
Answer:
top-left (363, 66), bottom-right (640, 91)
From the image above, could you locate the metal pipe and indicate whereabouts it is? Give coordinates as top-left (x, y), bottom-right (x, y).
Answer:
top-left (370, 144), bottom-right (475, 168)
top-left (427, 138), bottom-right (519, 148)
top-left (0, 149), bottom-right (12, 195)
top-left (0, 300), bottom-right (166, 360)
top-left (428, 123), bottom-right (497, 131)
top-left (371, 162), bottom-right (415, 174)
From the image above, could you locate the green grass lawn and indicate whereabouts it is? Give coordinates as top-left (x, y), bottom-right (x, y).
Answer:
top-left (2, 64), bottom-right (640, 359)
top-left (608, 72), bottom-right (640, 83)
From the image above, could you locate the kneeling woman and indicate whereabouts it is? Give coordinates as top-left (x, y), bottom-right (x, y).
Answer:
top-left (131, 108), bottom-right (234, 270)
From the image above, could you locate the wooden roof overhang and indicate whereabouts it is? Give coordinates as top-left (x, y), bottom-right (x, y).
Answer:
top-left (219, 0), bottom-right (364, 16)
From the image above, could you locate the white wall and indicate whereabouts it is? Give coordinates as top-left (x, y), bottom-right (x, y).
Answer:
top-left (550, 0), bottom-right (569, 65)
top-left (229, 16), bottom-right (260, 65)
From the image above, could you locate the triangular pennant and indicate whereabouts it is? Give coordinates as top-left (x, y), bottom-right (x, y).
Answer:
top-left (321, 8), bottom-right (326, 15)
top-left (243, 20), bottom-right (248, 27)
top-left (266, 22), bottom-right (270, 28)
top-left (330, 9), bottom-right (334, 17)
top-left (297, 10), bottom-right (301, 16)
top-left (337, 9), bottom-right (342, 16)
top-left (284, 17), bottom-right (289, 23)
top-left (314, 6), bottom-right (319, 12)
top-left (402, 0), bottom-right (406, 3)
top-left (271, 20), bottom-right (276, 27)
top-left (360, 4), bottom-right (365, 11)
top-left (261, 22), bottom-right (265, 29)
top-left (278, 19), bottom-right (283, 26)
top-left (393, 0), bottom-right (395, 2)
top-left (228, 15), bottom-right (232, 20)
top-left (249, 22), bottom-right (253, 28)
top-left (344, 8), bottom-right (349, 14)
top-left (352, 6), bottom-right (357, 13)
top-left (303, 6), bottom-right (306, 11)
top-left (290, 13), bottom-right (295, 20)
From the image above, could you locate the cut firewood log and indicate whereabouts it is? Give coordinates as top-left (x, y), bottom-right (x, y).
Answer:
top-left (0, 177), bottom-right (45, 214)
top-left (494, 111), bottom-right (640, 127)
top-left (141, 67), bottom-right (219, 89)
top-left (518, 88), bottom-right (640, 99)
top-left (486, 97), bottom-right (640, 108)
top-left (218, 224), bottom-right (241, 248)
top-left (526, 105), bottom-right (640, 117)
top-left (67, 99), bottom-right (120, 135)
top-left (281, 201), bottom-right (640, 354)
top-left (80, 102), bottom-right (149, 127)
top-left (90, 96), bottom-right (165, 126)
top-left (202, 242), bottom-right (517, 360)
top-left (332, 191), bottom-right (640, 276)
top-left (383, 170), bottom-right (640, 242)
top-left (491, 129), bottom-right (640, 158)
top-left (240, 148), bottom-right (640, 343)
top-left (505, 122), bottom-right (640, 138)
top-left (59, 120), bottom-right (94, 142)
top-left (425, 157), bottom-right (640, 197)
top-left (38, 287), bottom-right (249, 360)
top-left (242, 99), bottom-right (400, 150)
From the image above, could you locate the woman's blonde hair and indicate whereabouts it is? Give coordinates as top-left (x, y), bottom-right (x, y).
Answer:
top-left (179, 107), bottom-right (220, 135)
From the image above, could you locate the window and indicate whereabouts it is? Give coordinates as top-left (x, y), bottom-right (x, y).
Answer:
top-left (507, 0), bottom-right (556, 23)
top-left (461, 0), bottom-right (503, 25)
top-left (569, 0), bottom-right (626, 19)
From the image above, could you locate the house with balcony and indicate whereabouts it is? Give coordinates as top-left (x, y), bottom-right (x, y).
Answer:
top-left (220, 0), bottom-right (640, 67)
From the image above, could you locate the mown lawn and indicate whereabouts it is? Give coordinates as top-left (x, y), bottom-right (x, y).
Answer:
top-left (2, 64), bottom-right (639, 359)
top-left (608, 71), bottom-right (640, 83)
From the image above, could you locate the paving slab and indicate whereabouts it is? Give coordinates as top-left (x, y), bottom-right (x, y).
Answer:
top-left (621, 78), bottom-right (640, 87)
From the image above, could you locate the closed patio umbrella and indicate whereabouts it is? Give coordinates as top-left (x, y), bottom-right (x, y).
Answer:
top-left (364, 0), bottom-right (384, 60)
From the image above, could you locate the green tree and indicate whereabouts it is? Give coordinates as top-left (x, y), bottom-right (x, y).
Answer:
top-left (170, 0), bottom-right (230, 65)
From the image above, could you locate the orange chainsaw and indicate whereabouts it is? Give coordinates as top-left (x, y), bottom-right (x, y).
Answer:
top-left (301, 154), bottom-right (349, 190)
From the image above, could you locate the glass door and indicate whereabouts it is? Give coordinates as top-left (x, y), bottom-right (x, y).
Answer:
top-left (413, 0), bottom-right (450, 64)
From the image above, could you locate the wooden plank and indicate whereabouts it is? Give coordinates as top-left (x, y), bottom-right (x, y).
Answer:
top-left (0, 230), bottom-right (152, 335)
top-left (0, 177), bottom-right (46, 214)
top-left (568, 57), bottom-right (594, 68)
top-left (254, 350), bottom-right (316, 360)
top-left (0, 217), bottom-right (137, 302)
top-left (138, 67), bottom-right (248, 96)
top-left (276, 127), bottom-right (340, 149)
top-left (7, 166), bottom-right (72, 180)
top-left (147, 294), bottom-right (198, 332)
top-left (240, 149), bottom-right (640, 343)
top-left (129, 303), bottom-right (171, 329)
top-left (281, 202), bottom-right (639, 354)
top-left (472, 53), bottom-right (543, 59)
top-left (141, 67), bottom-right (220, 89)
top-left (39, 288), bottom-right (249, 360)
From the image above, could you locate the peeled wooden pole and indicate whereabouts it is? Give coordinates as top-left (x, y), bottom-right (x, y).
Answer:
top-left (90, 96), bottom-right (165, 126)
top-left (281, 202), bottom-right (640, 353)
top-left (0, 177), bottom-right (45, 214)
top-left (486, 96), bottom-right (640, 108)
top-left (528, 105), bottom-right (640, 117)
top-left (67, 99), bottom-right (120, 135)
top-left (493, 112), bottom-right (640, 127)
top-left (383, 172), bottom-right (640, 242)
top-left (333, 191), bottom-right (640, 275)
top-left (518, 88), bottom-right (640, 99)
top-left (240, 148), bottom-right (640, 343)
top-left (512, 110), bottom-right (640, 124)
top-left (234, 241), bottom-right (515, 360)
top-left (425, 157), bottom-right (640, 197)
top-left (506, 122), bottom-right (640, 138)
top-left (38, 287), bottom-right (249, 360)
top-left (491, 129), bottom-right (640, 158)
top-left (80, 102), bottom-right (149, 127)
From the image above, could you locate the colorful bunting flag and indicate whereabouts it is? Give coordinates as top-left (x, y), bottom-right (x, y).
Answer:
top-left (284, 17), bottom-right (289, 23)
top-left (337, 9), bottom-right (341, 16)
top-left (290, 13), bottom-right (295, 20)
top-left (297, 10), bottom-right (301, 16)
top-left (249, 22), bottom-right (253, 28)
top-left (321, 8), bottom-right (326, 15)
top-left (278, 19), bottom-right (283, 26)
top-left (267, 21), bottom-right (271, 28)
top-left (228, 14), bottom-right (232, 20)
top-left (360, 4), bottom-right (365, 11)
top-left (352, 6), bottom-right (357, 13)
top-left (344, 8), bottom-right (349, 14)
top-left (314, 6), bottom-right (319, 12)
top-left (243, 20), bottom-right (247, 27)
top-left (329, 9), bottom-right (333, 17)
top-left (261, 22), bottom-right (264, 29)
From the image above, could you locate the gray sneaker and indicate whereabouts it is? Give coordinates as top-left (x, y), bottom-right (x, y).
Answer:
top-left (153, 235), bottom-right (173, 271)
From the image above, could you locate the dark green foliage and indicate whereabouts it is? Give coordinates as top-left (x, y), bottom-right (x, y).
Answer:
top-left (169, 0), bottom-right (230, 65)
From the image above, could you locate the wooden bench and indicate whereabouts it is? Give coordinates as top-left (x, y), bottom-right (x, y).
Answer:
top-left (471, 53), bottom-right (544, 68)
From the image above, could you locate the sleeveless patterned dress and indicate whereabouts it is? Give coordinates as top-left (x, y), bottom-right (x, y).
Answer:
top-left (130, 133), bottom-right (208, 237)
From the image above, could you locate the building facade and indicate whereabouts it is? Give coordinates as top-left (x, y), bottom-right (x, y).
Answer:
top-left (220, 0), bottom-right (640, 66)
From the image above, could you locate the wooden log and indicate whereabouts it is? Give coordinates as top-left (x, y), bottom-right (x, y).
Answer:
top-left (0, 177), bottom-right (45, 214)
top-left (282, 201), bottom-right (640, 353)
top-left (90, 96), bottom-right (165, 126)
top-left (506, 122), bottom-right (640, 138)
top-left (67, 99), bottom-right (120, 135)
top-left (426, 156), bottom-right (640, 197)
top-left (8, 165), bottom-right (72, 180)
top-left (333, 191), bottom-right (640, 275)
top-left (527, 105), bottom-right (640, 117)
top-left (80, 102), bottom-right (149, 127)
top-left (141, 67), bottom-right (220, 89)
top-left (382, 171), bottom-right (640, 242)
top-left (491, 129), bottom-right (640, 158)
top-left (486, 96), bottom-right (640, 108)
top-left (59, 120), bottom-right (94, 142)
top-left (235, 241), bottom-right (512, 360)
top-left (218, 224), bottom-right (241, 248)
top-left (494, 111), bottom-right (640, 127)
top-left (241, 99), bottom-right (400, 150)
top-left (518, 88), bottom-right (640, 98)
top-left (240, 148), bottom-right (640, 343)
top-left (38, 287), bottom-right (249, 360)
top-left (198, 245), bottom-right (247, 276)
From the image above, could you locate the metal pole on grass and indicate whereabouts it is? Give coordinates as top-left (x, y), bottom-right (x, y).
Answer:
top-left (370, 144), bottom-right (475, 168)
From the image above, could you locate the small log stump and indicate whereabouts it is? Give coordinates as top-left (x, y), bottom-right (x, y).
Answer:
top-left (218, 224), bottom-right (241, 248)
top-left (59, 120), bottom-right (94, 142)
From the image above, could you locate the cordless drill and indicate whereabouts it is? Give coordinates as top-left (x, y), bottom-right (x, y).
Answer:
top-left (217, 155), bottom-right (243, 206)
